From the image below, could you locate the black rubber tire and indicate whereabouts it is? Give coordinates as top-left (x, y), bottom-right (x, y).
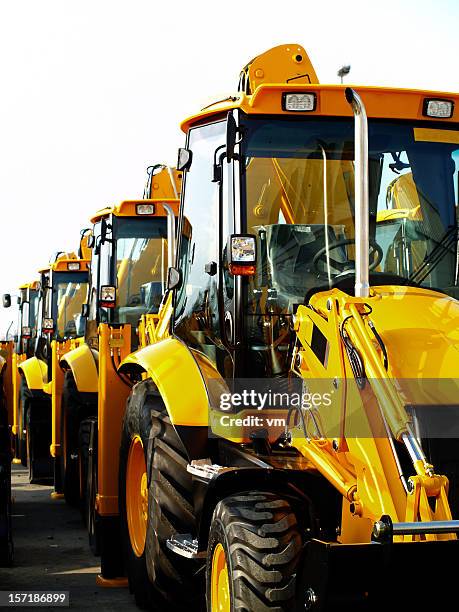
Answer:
top-left (119, 380), bottom-right (156, 608)
top-left (18, 378), bottom-right (30, 467)
top-left (146, 386), bottom-right (203, 610)
top-left (25, 397), bottom-right (52, 485)
top-left (53, 456), bottom-right (63, 494)
top-left (119, 378), bottom-right (202, 609)
top-left (206, 492), bottom-right (302, 612)
top-left (0, 391), bottom-right (13, 566)
top-left (86, 417), bottom-right (100, 556)
top-left (78, 419), bottom-right (92, 525)
top-left (60, 372), bottom-right (95, 507)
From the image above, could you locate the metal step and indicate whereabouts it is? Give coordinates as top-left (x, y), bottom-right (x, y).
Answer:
top-left (186, 459), bottom-right (229, 480)
top-left (166, 534), bottom-right (206, 559)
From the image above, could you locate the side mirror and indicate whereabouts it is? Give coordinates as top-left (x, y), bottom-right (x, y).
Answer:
top-left (2, 294), bottom-right (11, 308)
top-left (81, 303), bottom-right (89, 318)
top-left (100, 218), bottom-right (112, 244)
top-left (177, 148), bottom-right (192, 172)
top-left (167, 267), bottom-right (182, 291)
top-left (226, 112), bottom-right (238, 161)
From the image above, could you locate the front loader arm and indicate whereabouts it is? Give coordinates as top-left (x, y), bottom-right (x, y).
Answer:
top-left (291, 288), bottom-right (455, 542)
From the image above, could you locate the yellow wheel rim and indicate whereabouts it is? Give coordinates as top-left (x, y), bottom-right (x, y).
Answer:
top-left (211, 543), bottom-right (230, 612)
top-left (126, 435), bottom-right (148, 558)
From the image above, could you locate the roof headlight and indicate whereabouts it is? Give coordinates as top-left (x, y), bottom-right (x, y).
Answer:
top-left (68, 262), bottom-right (80, 271)
top-left (423, 99), bottom-right (454, 119)
top-left (282, 92), bottom-right (316, 112)
top-left (136, 203), bottom-right (155, 215)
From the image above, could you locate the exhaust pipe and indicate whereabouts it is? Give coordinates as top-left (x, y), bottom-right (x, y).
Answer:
top-left (345, 88), bottom-right (369, 298)
top-left (163, 203), bottom-right (176, 269)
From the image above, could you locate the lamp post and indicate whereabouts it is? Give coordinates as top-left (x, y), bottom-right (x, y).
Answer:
top-left (338, 65), bottom-right (351, 84)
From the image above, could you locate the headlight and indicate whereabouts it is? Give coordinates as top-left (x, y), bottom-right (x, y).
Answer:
top-left (136, 203), bottom-right (155, 215)
top-left (282, 92), bottom-right (316, 112)
top-left (423, 98), bottom-right (454, 118)
top-left (68, 262), bottom-right (80, 271)
top-left (43, 318), bottom-right (54, 333)
top-left (22, 326), bottom-right (31, 338)
top-left (100, 285), bottom-right (116, 308)
top-left (228, 234), bottom-right (257, 276)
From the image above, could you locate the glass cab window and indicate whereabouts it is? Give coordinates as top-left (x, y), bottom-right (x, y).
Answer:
top-left (55, 278), bottom-right (88, 337)
top-left (87, 215), bottom-right (170, 350)
top-left (114, 217), bottom-right (168, 327)
top-left (239, 116), bottom-right (459, 375)
top-left (174, 121), bottom-right (226, 367)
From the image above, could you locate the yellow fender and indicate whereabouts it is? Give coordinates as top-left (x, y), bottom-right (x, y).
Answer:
top-left (19, 357), bottom-right (48, 392)
top-left (119, 337), bottom-right (208, 427)
top-left (59, 343), bottom-right (98, 393)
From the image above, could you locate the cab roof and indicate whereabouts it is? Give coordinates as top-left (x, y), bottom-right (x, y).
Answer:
top-left (180, 44), bottom-right (459, 131)
top-left (18, 280), bottom-right (40, 291)
top-left (39, 252), bottom-right (90, 274)
top-left (90, 198), bottom-right (180, 223)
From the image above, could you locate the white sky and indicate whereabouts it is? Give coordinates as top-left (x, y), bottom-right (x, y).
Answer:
top-left (1, 0), bottom-right (458, 335)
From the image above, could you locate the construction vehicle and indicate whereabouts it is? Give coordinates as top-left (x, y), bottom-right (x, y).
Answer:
top-left (2, 281), bottom-right (40, 464)
top-left (57, 165), bottom-right (181, 582)
top-left (15, 247), bottom-right (90, 485)
top-left (0, 350), bottom-right (13, 566)
top-left (114, 44), bottom-right (459, 609)
top-left (0, 281), bottom-right (41, 566)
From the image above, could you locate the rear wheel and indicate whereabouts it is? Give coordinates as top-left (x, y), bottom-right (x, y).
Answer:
top-left (85, 417), bottom-right (99, 555)
top-left (0, 394), bottom-right (13, 566)
top-left (25, 398), bottom-right (52, 485)
top-left (60, 372), bottom-right (97, 507)
top-left (119, 379), bottom-right (202, 610)
top-left (18, 378), bottom-right (30, 467)
top-left (78, 419), bottom-right (92, 524)
top-left (119, 380), bottom-right (156, 607)
top-left (60, 373), bottom-right (81, 506)
top-left (206, 492), bottom-right (302, 612)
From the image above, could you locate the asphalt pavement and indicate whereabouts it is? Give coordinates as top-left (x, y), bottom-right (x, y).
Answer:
top-left (0, 464), bottom-right (137, 611)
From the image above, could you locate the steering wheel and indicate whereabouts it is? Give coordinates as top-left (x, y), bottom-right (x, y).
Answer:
top-left (312, 238), bottom-right (383, 278)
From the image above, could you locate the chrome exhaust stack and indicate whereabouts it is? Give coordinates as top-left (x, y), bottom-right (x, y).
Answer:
top-left (163, 203), bottom-right (176, 269)
top-left (345, 88), bottom-right (370, 298)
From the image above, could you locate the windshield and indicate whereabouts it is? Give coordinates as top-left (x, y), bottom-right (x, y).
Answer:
top-left (241, 117), bottom-right (459, 316)
top-left (21, 289), bottom-right (38, 333)
top-left (55, 274), bottom-right (88, 338)
top-left (114, 217), bottom-right (169, 327)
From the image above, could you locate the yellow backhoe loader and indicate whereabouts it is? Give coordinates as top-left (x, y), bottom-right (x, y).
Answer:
top-left (17, 247), bottom-right (90, 484)
top-left (2, 282), bottom-right (40, 463)
top-left (116, 44), bottom-right (459, 610)
top-left (0, 350), bottom-right (13, 566)
top-left (57, 165), bottom-right (181, 583)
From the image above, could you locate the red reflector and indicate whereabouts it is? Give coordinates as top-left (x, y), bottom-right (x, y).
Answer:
top-left (100, 301), bottom-right (116, 308)
top-left (229, 264), bottom-right (256, 276)
top-left (43, 328), bottom-right (53, 334)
